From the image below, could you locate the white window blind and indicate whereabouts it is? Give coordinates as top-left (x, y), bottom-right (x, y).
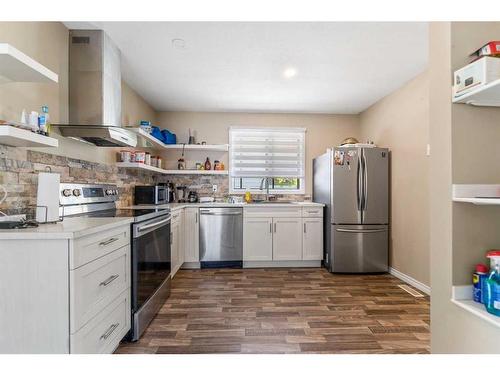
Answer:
top-left (229, 128), bottom-right (306, 178)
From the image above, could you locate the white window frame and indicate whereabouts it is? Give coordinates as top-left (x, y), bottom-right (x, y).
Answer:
top-left (228, 127), bottom-right (306, 195)
top-left (230, 176), bottom-right (305, 195)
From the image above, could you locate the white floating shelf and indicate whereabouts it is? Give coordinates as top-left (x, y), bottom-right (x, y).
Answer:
top-left (0, 126), bottom-right (58, 147)
top-left (116, 162), bottom-right (228, 175)
top-left (163, 143), bottom-right (229, 152)
top-left (129, 128), bottom-right (228, 151)
top-left (0, 43), bottom-right (58, 83)
top-left (452, 184), bottom-right (500, 205)
top-left (451, 286), bottom-right (500, 328)
top-left (453, 79), bottom-right (500, 106)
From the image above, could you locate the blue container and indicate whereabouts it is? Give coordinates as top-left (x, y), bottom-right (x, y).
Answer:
top-left (161, 129), bottom-right (177, 144)
top-left (150, 126), bottom-right (164, 142)
top-left (473, 264), bottom-right (488, 303)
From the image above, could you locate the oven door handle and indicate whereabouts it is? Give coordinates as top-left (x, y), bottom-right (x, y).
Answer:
top-left (137, 217), bottom-right (171, 232)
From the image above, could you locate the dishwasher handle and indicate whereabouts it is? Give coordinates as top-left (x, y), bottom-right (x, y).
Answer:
top-left (199, 209), bottom-right (242, 216)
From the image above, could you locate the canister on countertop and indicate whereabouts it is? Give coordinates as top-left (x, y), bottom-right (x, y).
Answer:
top-left (473, 263), bottom-right (488, 303)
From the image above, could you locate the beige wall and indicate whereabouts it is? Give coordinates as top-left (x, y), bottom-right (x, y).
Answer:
top-left (360, 71), bottom-right (430, 286)
top-left (121, 81), bottom-right (156, 127)
top-left (0, 22), bottom-right (156, 165)
top-left (156, 111), bottom-right (360, 195)
top-left (430, 22), bottom-right (500, 354)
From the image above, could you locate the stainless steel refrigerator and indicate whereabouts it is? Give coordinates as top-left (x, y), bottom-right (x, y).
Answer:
top-left (313, 146), bottom-right (389, 273)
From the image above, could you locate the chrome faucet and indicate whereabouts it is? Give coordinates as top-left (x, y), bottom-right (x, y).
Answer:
top-left (259, 177), bottom-right (271, 201)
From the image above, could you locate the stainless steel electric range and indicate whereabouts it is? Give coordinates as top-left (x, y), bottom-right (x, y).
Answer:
top-left (59, 183), bottom-right (171, 341)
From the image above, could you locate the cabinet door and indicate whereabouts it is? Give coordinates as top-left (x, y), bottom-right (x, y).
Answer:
top-left (243, 217), bottom-right (273, 261)
top-left (302, 218), bottom-right (324, 260)
top-left (272, 218), bottom-right (302, 260)
top-left (170, 220), bottom-right (180, 277)
top-left (178, 210), bottom-right (185, 266)
top-left (184, 208), bottom-right (199, 262)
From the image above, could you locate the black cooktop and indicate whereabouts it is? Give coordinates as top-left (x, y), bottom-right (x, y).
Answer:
top-left (80, 208), bottom-right (169, 222)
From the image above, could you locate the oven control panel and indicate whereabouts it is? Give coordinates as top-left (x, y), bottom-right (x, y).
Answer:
top-left (60, 183), bottom-right (119, 205)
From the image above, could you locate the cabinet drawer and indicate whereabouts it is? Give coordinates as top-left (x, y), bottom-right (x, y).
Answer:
top-left (70, 245), bottom-right (130, 333)
top-left (71, 225), bottom-right (130, 269)
top-left (302, 207), bottom-right (324, 218)
top-left (244, 206), bottom-right (302, 218)
top-left (70, 288), bottom-right (131, 354)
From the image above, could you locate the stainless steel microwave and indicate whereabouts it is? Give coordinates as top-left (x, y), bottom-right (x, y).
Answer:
top-left (134, 185), bottom-right (168, 205)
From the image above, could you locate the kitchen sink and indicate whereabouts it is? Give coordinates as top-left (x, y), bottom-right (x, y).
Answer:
top-left (251, 200), bottom-right (295, 204)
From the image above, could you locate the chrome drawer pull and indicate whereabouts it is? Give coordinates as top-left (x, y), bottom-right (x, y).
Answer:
top-left (99, 237), bottom-right (119, 247)
top-left (99, 274), bottom-right (119, 286)
top-left (100, 323), bottom-right (119, 340)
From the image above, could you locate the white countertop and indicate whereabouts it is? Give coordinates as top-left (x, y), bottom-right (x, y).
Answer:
top-left (0, 217), bottom-right (133, 240)
top-left (126, 201), bottom-right (324, 211)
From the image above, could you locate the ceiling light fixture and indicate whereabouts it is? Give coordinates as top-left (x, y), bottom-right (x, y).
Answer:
top-left (172, 38), bottom-right (186, 50)
top-left (283, 67), bottom-right (297, 79)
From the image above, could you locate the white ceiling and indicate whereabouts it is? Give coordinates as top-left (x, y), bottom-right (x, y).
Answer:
top-left (65, 22), bottom-right (428, 114)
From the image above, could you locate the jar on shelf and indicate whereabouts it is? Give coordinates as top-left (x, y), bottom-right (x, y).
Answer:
top-left (214, 160), bottom-right (220, 170)
top-left (134, 151), bottom-right (146, 163)
top-left (145, 152), bottom-right (151, 165)
top-left (178, 158), bottom-right (186, 170)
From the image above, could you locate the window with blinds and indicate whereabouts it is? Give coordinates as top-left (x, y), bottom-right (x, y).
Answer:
top-left (229, 128), bottom-right (306, 178)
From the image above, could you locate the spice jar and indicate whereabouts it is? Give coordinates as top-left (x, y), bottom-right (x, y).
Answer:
top-left (178, 158), bottom-right (186, 170)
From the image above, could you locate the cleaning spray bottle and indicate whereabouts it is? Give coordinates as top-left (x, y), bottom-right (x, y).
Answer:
top-left (484, 250), bottom-right (500, 317)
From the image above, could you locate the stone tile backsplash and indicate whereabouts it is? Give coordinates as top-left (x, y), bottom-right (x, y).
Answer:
top-left (0, 145), bottom-right (308, 216)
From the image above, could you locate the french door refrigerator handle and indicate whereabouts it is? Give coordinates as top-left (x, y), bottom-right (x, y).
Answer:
top-left (356, 153), bottom-right (362, 211)
top-left (362, 150), bottom-right (368, 211)
top-left (336, 228), bottom-right (387, 233)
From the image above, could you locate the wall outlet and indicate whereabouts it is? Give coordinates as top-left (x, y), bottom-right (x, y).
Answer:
top-left (426, 144), bottom-right (431, 157)
top-left (212, 184), bottom-right (218, 193)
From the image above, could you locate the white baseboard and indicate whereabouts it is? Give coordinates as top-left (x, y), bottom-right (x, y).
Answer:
top-left (244, 260), bottom-right (321, 268)
top-left (389, 267), bottom-right (431, 295)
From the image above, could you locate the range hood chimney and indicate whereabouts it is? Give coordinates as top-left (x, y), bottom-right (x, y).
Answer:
top-left (53, 29), bottom-right (137, 147)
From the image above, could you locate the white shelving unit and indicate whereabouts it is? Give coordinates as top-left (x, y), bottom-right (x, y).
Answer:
top-left (451, 285), bottom-right (500, 328)
top-left (452, 184), bottom-right (500, 205)
top-left (453, 79), bottom-right (500, 106)
top-left (0, 126), bottom-right (58, 147)
top-left (130, 128), bottom-right (229, 152)
top-left (116, 162), bottom-right (229, 175)
top-left (0, 43), bottom-right (58, 83)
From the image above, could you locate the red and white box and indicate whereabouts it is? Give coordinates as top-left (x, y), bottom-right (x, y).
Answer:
top-left (471, 41), bottom-right (500, 59)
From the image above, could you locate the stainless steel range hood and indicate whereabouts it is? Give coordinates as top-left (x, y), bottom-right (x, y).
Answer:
top-left (53, 29), bottom-right (137, 147)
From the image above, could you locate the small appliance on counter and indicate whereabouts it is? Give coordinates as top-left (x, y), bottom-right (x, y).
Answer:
top-left (187, 191), bottom-right (199, 203)
top-left (134, 185), bottom-right (168, 205)
top-left (176, 186), bottom-right (187, 202)
top-left (199, 196), bottom-right (215, 204)
top-left (36, 171), bottom-right (61, 223)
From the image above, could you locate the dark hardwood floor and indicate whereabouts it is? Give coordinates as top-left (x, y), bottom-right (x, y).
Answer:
top-left (116, 268), bottom-right (430, 354)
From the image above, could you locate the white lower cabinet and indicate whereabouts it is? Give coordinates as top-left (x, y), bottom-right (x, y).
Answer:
top-left (0, 223), bottom-right (131, 354)
top-left (272, 218), bottom-right (303, 260)
top-left (302, 218), bottom-right (323, 260)
top-left (184, 207), bottom-right (199, 262)
top-left (243, 206), bottom-right (324, 264)
top-left (243, 217), bottom-right (273, 261)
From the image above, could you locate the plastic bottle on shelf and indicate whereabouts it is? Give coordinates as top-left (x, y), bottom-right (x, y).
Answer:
top-left (484, 250), bottom-right (500, 317)
top-left (473, 263), bottom-right (489, 303)
top-left (38, 105), bottom-right (50, 135)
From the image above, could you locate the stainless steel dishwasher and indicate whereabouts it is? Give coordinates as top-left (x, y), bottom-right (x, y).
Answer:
top-left (199, 207), bottom-right (243, 268)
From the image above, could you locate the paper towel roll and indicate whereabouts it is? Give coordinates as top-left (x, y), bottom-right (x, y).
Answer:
top-left (36, 172), bottom-right (60, 223)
